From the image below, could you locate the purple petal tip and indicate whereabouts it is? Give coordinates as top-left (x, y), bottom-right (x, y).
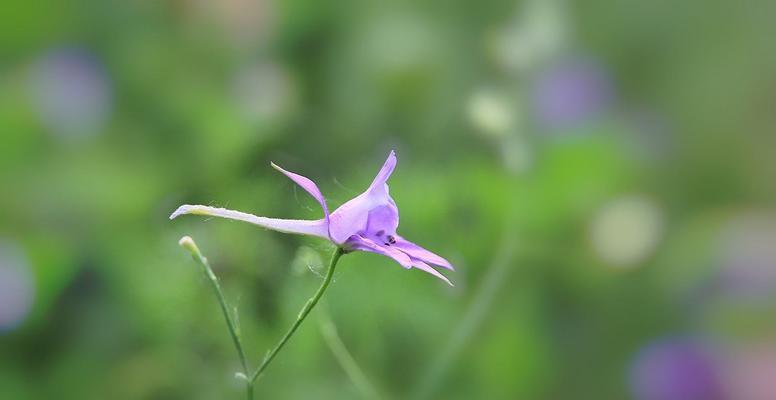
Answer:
top-left (169, 205), bottom-right (191, 220)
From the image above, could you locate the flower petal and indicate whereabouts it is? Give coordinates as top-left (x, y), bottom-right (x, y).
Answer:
top-left (367, 150), bottom-right (397, 193)
top-left (329, 195), bottom-right (372, 244)
top-left (346, 236), bottom-right (453, 285)
top-left (271, 162), bottom-right (330, 221)
top-left (329, 151), bottom-right (399, 244)
top-left (411, 259), bottom-right (454, 286)
top-left (170, 205), bottom-right (329, 239)
top-left (363, 203), bottom-right (399, 240)
top-left (345, 235), bottom-right (412, 268)
top-left (393, 236), bottom-right (454, 270)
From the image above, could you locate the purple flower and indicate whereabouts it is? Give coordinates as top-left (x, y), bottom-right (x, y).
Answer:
top-left (28, 47), bottom-right (112, 139)
top-left (629, 339), bottom-right (724, 400)
top-left (532, 58), bottom-right (613, 129)
top-left (170, 151), bottom-right (454, 285)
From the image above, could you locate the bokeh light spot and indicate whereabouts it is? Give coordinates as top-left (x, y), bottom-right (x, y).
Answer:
top-left (590, 196), bottom-right (664, 268)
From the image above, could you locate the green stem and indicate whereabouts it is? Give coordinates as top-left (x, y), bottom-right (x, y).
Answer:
top-left (411, 229), bottom-right (515, 400)
top-left (319, 302), bottom-right (381, 400)
top-left (179, 236), bottom-right (253, 399)
top-left (250, 246), bottom-right (345, 383)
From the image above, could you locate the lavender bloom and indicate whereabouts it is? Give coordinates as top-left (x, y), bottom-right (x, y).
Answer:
top-left (170, 151), bottom-right (453, 285)
top-left (532, 58), bottom-right (613, 129)
top-left (629, 339), bottom-right (724, 400)
top-left (28, 47), bottom-right (112, 139)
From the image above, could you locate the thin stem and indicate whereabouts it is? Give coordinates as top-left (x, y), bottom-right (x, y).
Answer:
top-left (318, 301), bottom-right (381, 400)
top-left (411, 229), bottom-right (516, 400)
top-left (179, 236), bottom-right (254, 399)
top-left (250, 246), bottom-right (345, 383)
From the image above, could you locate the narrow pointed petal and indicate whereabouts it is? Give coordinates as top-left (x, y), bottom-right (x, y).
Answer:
top-left (170, 205), bottom-right (329, 238)
top-left (347, 236), bottom-right (452, 285)
top-left (270, 162), bottom-right (330, 221)
top-left (367, 150), bottom-right (397, 192)
top-left (411, 259), bottom-right (454, 286)
top-left (345, 235), bottom-right (413, 269)
top-left (393, 236), bottom-right (454, 270)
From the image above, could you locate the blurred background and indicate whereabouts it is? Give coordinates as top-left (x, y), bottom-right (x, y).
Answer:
top-left (1, 0), bottom-right (775, 399)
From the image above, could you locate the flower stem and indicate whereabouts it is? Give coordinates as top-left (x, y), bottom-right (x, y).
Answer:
top-left (411, 229), bottom-right (516, 400)
top-left (250, 246), bottom-right (345, 383)
top-left (178, 236), bottom-right (254, 399)
top-left (318, 301), bottom-right (381, 400)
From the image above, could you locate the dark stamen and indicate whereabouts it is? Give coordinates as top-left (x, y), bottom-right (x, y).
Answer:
top-left (387, 235), bottom-right (396, 244)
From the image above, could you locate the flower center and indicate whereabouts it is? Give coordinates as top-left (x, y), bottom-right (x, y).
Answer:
top-left (372, 230), bottom-right (397, 246)
top-left (360, 204), bottom-right (399, 246)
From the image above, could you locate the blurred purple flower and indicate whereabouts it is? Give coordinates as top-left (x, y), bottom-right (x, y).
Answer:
top-left (531, 58), bottom-right (614, 129)
top-left (727, 344), bottom-right (776, 400)
top-left (28, 47), bottom-right (112, 139)
top-left (629, 339), bottom-right (725, 400)
top-left (0, 240), bottom-right (35, 333)
top-left (171, 151), bottom-right (454, 285)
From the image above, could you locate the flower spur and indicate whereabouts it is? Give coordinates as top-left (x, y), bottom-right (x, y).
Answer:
top-left (170, 151), bottom-right (453, 285)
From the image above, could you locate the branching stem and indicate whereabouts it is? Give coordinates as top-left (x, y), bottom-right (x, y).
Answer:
top-left (180, 237), bottom-right (345, 399)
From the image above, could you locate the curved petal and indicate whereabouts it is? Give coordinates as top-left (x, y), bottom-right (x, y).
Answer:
top-left (393, 236), bottom-right (454, 270)
top-left (345, 235), bottom-right (412, 269)
top-left (170, 205), bottom-right (329, 239)
top-left (347, 236), bottom-right (453, 285)
top-left (411, 259), bottom-right (453, 286)
top-left (271, 162), bottom-right (330, 222)
top-left (367, 150), bottom-right (397, 193)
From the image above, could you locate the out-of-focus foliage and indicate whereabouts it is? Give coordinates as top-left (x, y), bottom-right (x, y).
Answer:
top-left (1, 0), bottom-right (775, 399)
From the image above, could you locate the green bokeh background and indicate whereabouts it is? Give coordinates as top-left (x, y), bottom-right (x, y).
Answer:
top-left (2, 0), bottom-right (775, 399)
